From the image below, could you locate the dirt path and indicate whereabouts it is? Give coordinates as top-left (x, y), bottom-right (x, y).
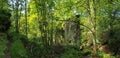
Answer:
top-left (4, 41), bottom-right (12, 58)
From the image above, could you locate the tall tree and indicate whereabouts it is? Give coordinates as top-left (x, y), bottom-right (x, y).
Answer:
top-left (25, 0), bottom-right (28, 38)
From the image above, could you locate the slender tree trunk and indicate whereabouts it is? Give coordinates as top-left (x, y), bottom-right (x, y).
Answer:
top-left (15, 0), bottom-right (19, 33)
top-left (86, 0), bottom-right (97, 55)
top-left (25, 0), bottom-right (28, 38)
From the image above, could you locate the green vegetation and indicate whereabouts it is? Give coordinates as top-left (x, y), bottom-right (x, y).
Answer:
top-left (0, 0), bottom-right (120, 58)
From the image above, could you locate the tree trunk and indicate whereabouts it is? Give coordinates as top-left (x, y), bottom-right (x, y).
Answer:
top-left (25, 0), bottom-right (28, 38)
top-left (15, 0), bottom-right (19, 33)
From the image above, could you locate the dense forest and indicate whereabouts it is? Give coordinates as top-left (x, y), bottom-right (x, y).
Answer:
top-left (0, 0), bottom-right (120, 58)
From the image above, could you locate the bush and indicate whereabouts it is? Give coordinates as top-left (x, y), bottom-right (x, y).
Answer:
top-left (108, 26), bottom-right (120, 55)
top-left (98, 51), bottom-right (115, 58)
top-left (11, 40), bottom-right (28, 58)
top-left (0, 9), bottom-right (11, 32)
top-left (0, 38), bottom-right (7, 58)
top-left (61, 45), bottom-right (82, 58)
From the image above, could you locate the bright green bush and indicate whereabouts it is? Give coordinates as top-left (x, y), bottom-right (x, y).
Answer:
top-left (98, 51), bottom-right (115, 58)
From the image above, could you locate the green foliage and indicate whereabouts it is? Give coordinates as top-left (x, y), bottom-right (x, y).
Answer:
top-left (0, 0), bottom-right (10, 10)
top-left (61, 45), bottom-right (82, 58)
top-left (28, 41), bottom-right (46, 58)
top-left (8, 32), bottom-right (26, 41)
top-left (103, 54), bottom-right (115, 58)
top-left (11, 40), bottom-right (28, 58)
top-left (1, 0), bottom-right (120, 58)
top-left (0, 38), bottom-right (7, 58)
top-left (0, 9), bottom-right (11, 32)
top-left (107, 24), bottom-right (120, 54)
top-left (98, 51), bottom-right (115, 58)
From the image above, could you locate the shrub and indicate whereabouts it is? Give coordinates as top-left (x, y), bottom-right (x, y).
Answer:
top-left (11, 40), bottom-right (28, 58)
